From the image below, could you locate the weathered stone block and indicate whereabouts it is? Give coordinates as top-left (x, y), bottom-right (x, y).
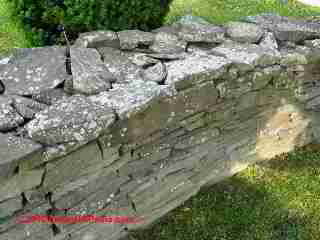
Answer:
top-left (0, 133), bottom-right (43, 181)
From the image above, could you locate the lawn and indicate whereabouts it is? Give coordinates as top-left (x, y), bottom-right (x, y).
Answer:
top-left (129, 144), bottom-right (320, 240)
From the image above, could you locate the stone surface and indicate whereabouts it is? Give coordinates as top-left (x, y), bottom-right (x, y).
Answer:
top-left (118, 30), bottom-right (154, 50)
top-left (140, 62), bottom-right (167, 84)
top-left (0, 96), bottom-right (24, 131)
top-left (74, 30), bottom-right (120, 48)
top-left (11, 95), bottom-right (48, 120)
top-left (0, 168), bottom-right (44, 202)
top-left (175, 16), bottom-right (225, 43)
top-left (211, 42), bottom-right (281, 71)
top-left (242, 13), bottom-right (320, 43)
top-left (70, 47), bottom-right (116, 94)
top-left (97, 47), bottom-right (141, 83)
top-left (0, 46), bottom-right (68, 95)
top-left (259, 31), bottom-right (279, 50)
top-left (226, 21), bottom-right (265, 43)
top-left (165, 54), bottom-right (231, 91)
top-left (31, 88), bottom-right (70, 105)
top-left (26, 95), bottom-right (116, 145)
top-left (150, 32), bottom-right (187, 54)
top-left (89, 79), bottom-right (175, 119)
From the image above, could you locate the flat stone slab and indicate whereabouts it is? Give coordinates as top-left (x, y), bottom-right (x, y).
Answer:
top-left (150, 32), bottom-right (187, 54)
top-left (118, 30), bottom-right (155, 50)
top-left (97, 47), bottom-right (141, 83)
top-left (242, 13), bottom-right (320, 43)
top-left (0, 96), bottom-right (24, 131)
top-left (73, 30), bottom-right (120, 49)
top-left (165, 54), bottom-right (232, 91)
top-left (70, 47), bottom-right (116, 95)
top-left (226, 21), bottom-right (265, 43)
top-left (211, 42), bottom-right (281, 71)
top-left (26, 95), bottom-right (116, 145)
top-left (11, 95), bottom-right (48, 120)
top-left (89, 79), bottom-right (176, 119)
top-left (175, 17), bottom-right (225, 43)
top-left (0, 46), bottom-right (68, 95)
top-left (0, 133), bottom-right (43, 181)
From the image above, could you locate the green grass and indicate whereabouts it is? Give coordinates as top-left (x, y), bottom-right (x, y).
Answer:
top-left (164, 0), bottom-right (320, 25)
top-left (0, 0), bottom-right (34, 56)
top-left (129, 144), bottom-right (320, 240)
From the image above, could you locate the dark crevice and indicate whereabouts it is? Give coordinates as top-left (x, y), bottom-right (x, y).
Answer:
top-left (45, 191), bottom-right (55, 208)
top-left (0, 80), bottom-right (5, 94)
top-left (96, 140), bottom-right (104, 159)
top-left (116, 169), bottom-right (120, 177)
top-left (130, 149), bottom-right (134, 158)
top-left (13, 165), bottom-right (19, 174)
top-left (39, 167), bottom-right (47, 188)
top-left (130, 200), bottom-right (137, 212)
top-left (118, 145), bottom-right (124, 157)
top-left (51, 224), bottom-right (61, 236)
top-left (21, 192), bottom-right (29, 207)
top-left (128, 174), bottom-right (134, 180)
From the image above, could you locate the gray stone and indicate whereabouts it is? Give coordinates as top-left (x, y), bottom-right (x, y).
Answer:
top-left (0, 46), bottom-right (68, 95)
top-left (97, 47), bottom-right (141, 83)
top-left (165, 54), bottom-right (231, 91)
top-left (175, 17), bottom-right (225, 43)
top-left (74, 30), bottom-right (120, 49)
top-left (152, 25), bottom-right (179, 35)
top-left (0, 168), bottom-right (44, 202)
top-left (259, 31), bottom-right (279, 50)
top-left (211, 42), bottom-right (281, 71)
top-left (125, 53), bottom-right (159, 68)
top-left (70, 47), bottom-right (116, 95)
top-left (140, 62), bottom-right (167, 84)
top-left (118, 30), bottom-right (154, 50)
top-left (0, 196), bottom-right (22, 218)
top-left (89, 79), bottom-right (176, 119)
top-left (226, 21), bottom-right (265, 43)
top-left (31, 88), bottom-right (70, 105)
top-left (11, 95), bottom-right (48, 120)
top-left (26, 95), bottom-right (116, 145)
top-left (42, 141), bottom-right (105, 191)
top-left (175, 15), bottom-right (212, 26)
top-left (149, 32), bottom-right (187, 54)
top-left (304, 39), bottom-right (320, 48)
top-left (242, 13), bottom-right (320, 43)
top-left (0, 96), bottom-right (24, 131)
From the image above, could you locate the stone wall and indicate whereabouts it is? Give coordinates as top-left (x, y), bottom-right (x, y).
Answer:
top-left (1, 13), bottom-right (320, 240)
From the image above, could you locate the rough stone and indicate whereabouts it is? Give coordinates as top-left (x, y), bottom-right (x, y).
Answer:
top-left (211, 42), bottom-right (281, 71)
top-left (0, 96), bottom-right (24, 131)
top-left (70, 47), bottom-right (116, 94)
top-left (242, 13), bottom-right (320, 43)
top-left (140, 62), bottom-right (167, 84)
top-left (226, 21), bottom-right (265, 43)
top-left (304, 39), bottom-right (320, 48)
top-left (11, 95), bottom-right (48, 120)
top-left (118, 30), bottom-right (154, 50)
top-left (165, 54), bottom-right (231, 91)
top-left (0, 46), bottom-right (68, 95)
top-left (177, 21), bottom-right (225, 43)
top-left (0, 196), bottom-right (22, 219)
top-left (26, 95), bottom-right (116, 145)
top-left (126, 53), bottom-right (159, 68)
top-left (89, 79), bottom-right (175, 119)
top-left (150, 32), bottom-right (187, 54)
top-left (31, 88), bottom-right (70, 105)
top-left (259, 31), bottom-right (279, 50)
top-left (73, 30), bottom-right (120, 49)
top-left (0, 168), bottom-right (44, 202)
top-left (97, 47), bottom-right (141, 83)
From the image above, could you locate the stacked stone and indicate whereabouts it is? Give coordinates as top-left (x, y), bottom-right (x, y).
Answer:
top-left (1, 13), bottom-right (320, 240)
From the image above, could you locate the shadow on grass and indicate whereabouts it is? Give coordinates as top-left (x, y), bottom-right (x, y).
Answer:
top-left (128, 175), bottom-right (316, 240)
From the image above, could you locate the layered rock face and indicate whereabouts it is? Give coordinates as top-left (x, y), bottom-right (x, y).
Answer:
top-left (1, 13), bottom-right (320, 240)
